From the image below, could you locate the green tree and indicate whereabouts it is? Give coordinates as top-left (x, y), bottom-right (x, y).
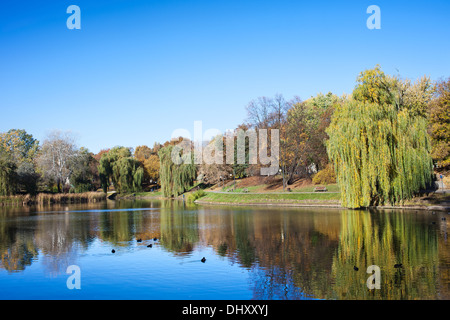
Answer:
top-left (16, 162), bottom-right (39, 195)
top-left (0, 129), bottom-right (40, 194)
top-left (0, 156), bottom-right (17, 196)
top-left (326, 66), bottom-right (434, 208)
top-left (98, 147), bottom-right (143, 193)
top-left (0, 129), bottom-right (39, 165)
top-left (69, 147), bottom-right (96, 193)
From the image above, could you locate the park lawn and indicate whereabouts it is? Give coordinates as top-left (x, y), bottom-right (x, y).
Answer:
top-left (198, 192), bottom-right (341, 204)
top-left (229, 185), bottom-right (268, 193)
top-left (116, 191), bottom-right (162, 198)
top-left (290, 184), bottom-right (340, 193)
top-left (134, 191), bottom-right (162, 197)
top-left (217, 183), bottom-right (340, 193)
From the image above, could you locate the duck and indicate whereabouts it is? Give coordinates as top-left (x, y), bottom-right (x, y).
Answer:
top-left (394, 263), bottom-right (403, 268)
top-left (201, 257), bottom-right (206, 263)
top-left (111, 249), bottom-right (115, 253)
top-left (353, 266), bottom-right (359, 271)
top-left (147, 244), bottom-right (152, 248)
top-left (153, 237), bottom-right (158, 241)
top-left (137, 238), bottom-right (142, 243)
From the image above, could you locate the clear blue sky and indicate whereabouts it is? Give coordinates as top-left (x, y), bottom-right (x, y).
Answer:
top-left (1, 0), bottom-right (449, 153)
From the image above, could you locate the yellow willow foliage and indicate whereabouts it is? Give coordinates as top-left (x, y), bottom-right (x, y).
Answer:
top-left (331, 210), bottom-right (439, 299)
top-left (326, 99), bottom-right (433, 208)
top-left (158, 145), bottom-right (196, 198)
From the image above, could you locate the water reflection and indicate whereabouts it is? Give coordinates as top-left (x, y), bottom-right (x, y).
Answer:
top-left (0, 200), bottom-right (448, 299)
top-left (332, 210), bottom-right (442, 299)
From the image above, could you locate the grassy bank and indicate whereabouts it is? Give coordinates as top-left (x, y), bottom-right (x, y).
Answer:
top-left (0, 192), bottom-right (107, 206)
top-left (217, 184), bottom-right (341, 193)
top-left (195, 190), bottom-right (449, 211)
top-left (115, 191), bottom-right (163, 199)
top-left (196, 192), bottom-right (341, 206)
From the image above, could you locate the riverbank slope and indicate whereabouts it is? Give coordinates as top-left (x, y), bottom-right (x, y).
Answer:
top-left (194, 190), bottom-right (450, 211)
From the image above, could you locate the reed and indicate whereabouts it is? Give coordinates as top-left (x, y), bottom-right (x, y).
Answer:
top-left (0, 192), bottom-right (107, 206)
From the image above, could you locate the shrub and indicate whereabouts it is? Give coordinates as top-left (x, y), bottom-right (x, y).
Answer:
top-left (187, 189), bottom-right (206, 203)
top-left (312, 164), bottom-right (336, 185)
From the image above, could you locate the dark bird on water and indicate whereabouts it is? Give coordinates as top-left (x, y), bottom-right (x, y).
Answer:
top-left (394, 263), bottom-right (403, 268)
top-left (111, 249), bottom-right (115, 253)
top-left (201, 257), bottom-right (206, 263)
top-left (147, 244), bottom-right (152, 248)
top-left (353, 266), bottom-right (359, 271)
top-left (137, 239), bottom-right (142, 242)
top-left (153, 237), bottom-right (158, 241)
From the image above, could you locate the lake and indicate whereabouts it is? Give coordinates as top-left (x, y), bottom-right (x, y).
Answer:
top-left (0, 199), bottom-right (448, 300)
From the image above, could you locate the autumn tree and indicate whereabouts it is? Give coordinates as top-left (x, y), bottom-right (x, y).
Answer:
top-left (428, 78), bottom-right (450, 169)
top-left (197, 134), bottom-right (232, 185)
top-left (326, 66), bottom-right (434, 208)
top-left (144, 154), bottom-right (160, 183)
top-left (94, 149), bottom-right (110, 162)
top-left (245, 94), bottom-right (289, 181)
top-left (282, 93), bottom-right (339, 187)
top-left (134, 145), bottom-right (160, 185)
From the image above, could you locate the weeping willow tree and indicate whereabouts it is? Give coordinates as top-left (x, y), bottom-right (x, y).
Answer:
top-left (0, 156), bottom-right (17, 196)
top-left (158, 144), bottom-right (196, 198)
top-left (326, 66), bottom-right (434, 208)
top-left (98, 146), bottom-right (143, 193)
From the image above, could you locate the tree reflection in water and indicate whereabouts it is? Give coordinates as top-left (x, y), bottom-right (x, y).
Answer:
top-left (0, 201), bottom-right (447, 299)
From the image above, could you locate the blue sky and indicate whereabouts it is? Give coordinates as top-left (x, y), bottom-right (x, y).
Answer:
top-left (1, 0), bottom-right (449, 153)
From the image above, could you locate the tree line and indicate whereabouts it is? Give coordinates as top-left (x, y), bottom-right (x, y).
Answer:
top-left (0, 66), bottom-right (448, 208)
top-left (158, 66), bottom-right (449, 207)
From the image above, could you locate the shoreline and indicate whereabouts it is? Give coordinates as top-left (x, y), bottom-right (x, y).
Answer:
top-left (2, 190), bottom-right (448, 212)
top-left (194, 199), bottom-right (342, 208)
top-left (0, 192), bottom-right (107, 206)
top-left (115, 189), bottom-right (450, 212)
top-left (194, 199), bottom-right (450, 212)
top-left (115, 195), bottom-right (163, 200)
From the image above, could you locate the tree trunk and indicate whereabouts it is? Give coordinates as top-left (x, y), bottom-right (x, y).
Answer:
top-left (57, 178), bottom-right (61, 193)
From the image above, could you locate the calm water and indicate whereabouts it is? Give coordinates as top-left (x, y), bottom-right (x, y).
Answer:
top-left (0, 199), bottom-right (448, 300)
